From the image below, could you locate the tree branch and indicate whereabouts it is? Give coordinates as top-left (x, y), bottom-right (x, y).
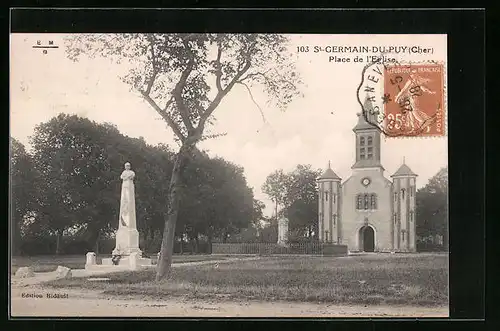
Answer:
top-left (195, 59), bottom-right (252, 140)
top-left (145, 35), bottom-right (159, 95)
top-left (237, 81), bottom-right (267, 123)
top-left (215, 44), bottom-right (223, 92)
top-left (173, 39), bottom-right (196, 133)
top-left (238, 68), bottom-right (272, 83)
top-left (140, 91), bottom-right (185, 142)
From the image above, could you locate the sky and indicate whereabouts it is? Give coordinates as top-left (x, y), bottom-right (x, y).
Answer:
top-left (10, 34), bottom-right (447, 217)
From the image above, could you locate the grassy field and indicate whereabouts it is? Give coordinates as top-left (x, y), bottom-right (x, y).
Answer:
top-left (45, 253), bottom-right (448, 306)
top-left (11, 254), bottom-right (230, 274)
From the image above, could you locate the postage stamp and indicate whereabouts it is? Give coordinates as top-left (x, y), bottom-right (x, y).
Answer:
top-left (383, 63), bottom-right (445, 137)
top-left (357, 58), bottom-right (446, 138)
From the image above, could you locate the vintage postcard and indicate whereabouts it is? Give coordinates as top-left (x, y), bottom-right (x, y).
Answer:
top-left (10, 32), bottom-right (448, 317)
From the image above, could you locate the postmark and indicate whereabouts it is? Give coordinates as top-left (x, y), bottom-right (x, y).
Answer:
top-left (357, 56), bottom-right (446, 138)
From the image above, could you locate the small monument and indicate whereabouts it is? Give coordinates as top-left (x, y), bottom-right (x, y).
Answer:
top-left (277, 216), bottom-right (289, 246)
top-left (94, 162), bottom-right (152, 270)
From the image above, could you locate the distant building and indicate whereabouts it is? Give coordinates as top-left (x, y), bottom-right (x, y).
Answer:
top-left (317, 112), bottom-right (417, 252)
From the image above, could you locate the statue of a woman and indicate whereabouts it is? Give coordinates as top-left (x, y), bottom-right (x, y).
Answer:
top-left (119, 162), bottom-right (135, 228)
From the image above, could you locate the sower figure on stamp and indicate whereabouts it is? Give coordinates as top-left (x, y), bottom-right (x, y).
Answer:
top-left (395, 72), bottom-right (437, 133)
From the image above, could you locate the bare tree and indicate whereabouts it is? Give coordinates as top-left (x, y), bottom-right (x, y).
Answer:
top-left (65, 33), bottom-right (302, 280)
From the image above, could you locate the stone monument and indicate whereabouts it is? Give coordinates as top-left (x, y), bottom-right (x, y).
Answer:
top-left (113, 162), bottom-right (141, 256)
top-left (99, 162), bottom-right (152, 269)
top-left (277, 216), bottom-right (289, 246)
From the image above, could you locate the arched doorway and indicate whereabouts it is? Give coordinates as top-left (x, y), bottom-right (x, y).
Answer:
top-left (359, 226), bottom-right (375, 252)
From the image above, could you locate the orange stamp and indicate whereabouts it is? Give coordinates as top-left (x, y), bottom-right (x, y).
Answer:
top-left (383, 63), bottom-right (445, 137)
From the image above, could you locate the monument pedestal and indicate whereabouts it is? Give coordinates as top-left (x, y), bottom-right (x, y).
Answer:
top-left (112, 227), bottom-right (142, 256)
top-left (101, 252), bottom-right (153, 270)
top-left (99, 228), bottom-right (152, 269)
top-left (277, 216), bottom-right (289, 246)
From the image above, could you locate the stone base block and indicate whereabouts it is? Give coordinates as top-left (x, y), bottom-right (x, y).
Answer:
top-left (100, 255), bottom-right (153, 270)
top-left (112, 228), bottom-right (142, 256)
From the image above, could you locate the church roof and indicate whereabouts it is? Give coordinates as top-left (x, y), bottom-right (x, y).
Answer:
top-left (319, 164), bottom-right (341, 180)
top-left (353, 96), bottom-right (379, 131)
top-left (353, 112), bottom-right (378, 131)
top-left (352, 159), bottom-right (385, 170)
top-left (391, 163), bottom-right (417, 177)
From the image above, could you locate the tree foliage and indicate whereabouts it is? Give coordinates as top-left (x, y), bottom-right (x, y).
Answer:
top-left (416, 167), bottom-right (448, 250)
top-left (10, 138), bottom-right (39, 254)
top-left (66, 34), bottom-right (302, 145)
top-left (285, 165), bottom-right (322, 238)
top-left (261, 169), bottom-right (290, 218)
top-left (262, 165), bottom-right (321, 240)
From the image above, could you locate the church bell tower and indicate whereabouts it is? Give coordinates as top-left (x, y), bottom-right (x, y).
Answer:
top-left (352, 98), bottom-right (384, 171)
top-left (391, 160), bottom-right (418, 252)
top-left (317, 162), bottom-right (342, 243)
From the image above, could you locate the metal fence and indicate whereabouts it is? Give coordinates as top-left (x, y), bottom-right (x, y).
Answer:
top-left (212, 242), bottom-right (348, 256)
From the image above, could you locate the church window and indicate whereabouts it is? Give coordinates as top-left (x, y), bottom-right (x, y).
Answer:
top-left (360, 147), bottom-right (366, 159)
top-left (367, 147), bottom-right (373, 159)
top-left (364, 194), bottom-right (369, 210)
top-left (371, 194), bottom-right (377, 209)
top-left (356, 194), bottom-right (363, 209)
top-left (410, 186), bottom-right (414, 197)
top-left (367, 136), bottom-right (373, 146)
top-left (360, 137), bottom-right (365, 146)
top-left (325, 191), bottom-right (329, 201)
top-left (394, 192), bottom-right (397, 201)
top-left (401, 188), bottom-right (405, 199)
top-left (333, 193), bottom-right (336, 203)
top-left (410, 211), bottom-right (414, 222)
top-left (393, 214), bottom-right (397, 223)
top-left (333, 214), bottom-right (336, 226)
top-left (402, 230), bottom-right (405, 241)
top-left (325, 230), bottom-right (329, 242)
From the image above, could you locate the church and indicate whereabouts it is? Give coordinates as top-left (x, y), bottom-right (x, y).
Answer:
top-left (317, 112), bottom-right (417, 252)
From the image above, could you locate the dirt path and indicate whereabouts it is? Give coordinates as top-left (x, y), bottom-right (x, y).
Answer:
top-left (10, 256), bottom-right (448, 318)
top-left (10, 286), bottom-right (448, 317)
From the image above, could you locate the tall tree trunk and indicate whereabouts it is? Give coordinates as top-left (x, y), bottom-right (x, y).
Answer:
top-left (275, 201), bottom-right (278, 223)
top-left (55, 229), bottom-right (63, 255)
top-left (156, 143), bottom-right (192, 281)
top-left (207, 228), bottom-right (213, 254)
